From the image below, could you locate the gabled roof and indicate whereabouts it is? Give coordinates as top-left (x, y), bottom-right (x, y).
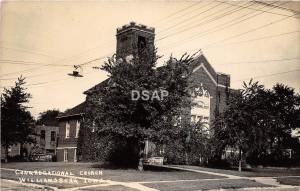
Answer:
top-left (191, 54), bottom-right (230, 87)
top-left (83, 78), bottom-right (109, 95)
top-left (57, 102), bottom-right (86, 119)
top-left (190, 54), bottom-right (218, 80)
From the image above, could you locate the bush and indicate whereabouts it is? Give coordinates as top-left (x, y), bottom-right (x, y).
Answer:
top-left (206, 158), bottom-right (231, 169)
top-left (7, 155), bottom-right (23, 162)
top-left (164, 139), bottom-right (186, 165)
top-left (108, 138), bottom-right (139, 167)
top-left (246, 149), bottom-right (300, 167)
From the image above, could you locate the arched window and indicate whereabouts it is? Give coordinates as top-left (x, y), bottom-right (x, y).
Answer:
top-left (191, 86), bottom-right (211, 130)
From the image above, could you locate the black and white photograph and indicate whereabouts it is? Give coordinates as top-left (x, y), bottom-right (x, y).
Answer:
top-left (0, 1), bottom-right (300, 190)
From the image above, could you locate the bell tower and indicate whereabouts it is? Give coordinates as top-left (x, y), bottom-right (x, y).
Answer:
top-left (116, 22), bottom-right (155, 59)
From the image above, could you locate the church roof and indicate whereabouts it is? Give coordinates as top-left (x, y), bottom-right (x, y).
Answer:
top-left (191, 54), bottom-right (230, 87)
top-left (83, 78), bottom-right (109, 95)
top-left (57, 101), bottom-right (86, 119)
top-left (191, 55), bottom-right (218, 78)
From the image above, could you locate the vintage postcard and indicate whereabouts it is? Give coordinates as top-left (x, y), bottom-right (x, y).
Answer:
top-left (1, 1), bottom-right (300, 191)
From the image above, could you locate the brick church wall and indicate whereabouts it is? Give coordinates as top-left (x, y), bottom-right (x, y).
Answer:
top-left (188, 66), bottom-right (229, 124)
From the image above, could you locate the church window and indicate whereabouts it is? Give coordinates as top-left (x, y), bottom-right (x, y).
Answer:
top-left (51, 131), bottom-right (56, 142)
top-left (65, 122), bottom-right (70, 139)
top-left (41, 130), bottom-right (45, 140)
top-left (138, 36), bottom-right (146, 52)
top-left (75, 120), bottom-right (80, 138)
top-left (191, 85), bottom-right (211, 129)
top-left (64, 149), bottom-right (68, 162)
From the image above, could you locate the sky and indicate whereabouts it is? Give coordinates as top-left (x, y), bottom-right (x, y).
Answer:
top-left (0, 0), bottom-right (299, 118)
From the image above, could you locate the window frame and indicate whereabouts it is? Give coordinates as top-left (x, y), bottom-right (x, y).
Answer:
top-left (64, 149), bottom-right (68, 162)
top-left (65, 121), bottom-right (70, 139)
top-left (50, 131), bottom-right (56, 142)
top-left (75, 120), bottom-right (80, 138)
top-left (40, 130), bottom-right (45, 140)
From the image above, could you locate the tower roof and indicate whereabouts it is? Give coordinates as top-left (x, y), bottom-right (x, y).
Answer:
top-left (116, 22), bottom-right (155, 36)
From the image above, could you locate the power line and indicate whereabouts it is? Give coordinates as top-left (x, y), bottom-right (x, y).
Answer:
top-left (157, 1), bottom-right (255, 41)
top-left (0, 66), bottom-right (46, 77)
top-left (0, 2), bottom-right (209, 80)
top-left (233, 68), bottom-right (300, 82)
top-left (0, 3), bottom-right (203, 82)
top-left (0, 77), bottom-right (18, 81)
top-left (0, 56), bottom-right (108, 81)
top-left (2, 66), bottom-right (299, 89)
top-left (0, 54), bottom-right (110, 77)
top-left (0, 77), bottom-right (70, 89)
top-left (160, 1), bottom-right (286, 50)
top-left (150, 1), bottom-right (202, 25)
top-left (0, 46), bottom-right (58, 59)
top-left (0, 59), bottom-right (71, 67)
top-left (1, 2), bottom-right (298, 87)
top-left (0, 42), bottom-right (114, 76)
top-left (0, 55), bottom-right (108, 90)
top-left (206, 30), bottom-right (300, 48)
top-left (218, 57), bottom-right (300, 66)
top-left (253, 1), bottom-right (300, 14)
top-left (0, 2), bottom-right (199, 79)
top-left (157, 1), bottom-right (215, 33)
top-left (203, 12), bottom-right (300, 48)
top-left (217, 0), bottom-right (299, 19)
top-left (157, 1), bottom-right (225, 35)
top-left (158, 2), bottom-right (254, 37)
top-left (0, 67), bottom-right (100, 89)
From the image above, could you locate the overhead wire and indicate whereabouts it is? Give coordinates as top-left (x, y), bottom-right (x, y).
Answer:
top-left (0, 2), bottom-right (220, 79)
top-left (0, 2), bottom-right (200, 79)
top-left (156, 1), bottom-right (214, 33)
top-left (216, 57), bottom-right (300, 66)
top-left (160, 1), bottom-right (286, 50)
top-left (204, 30), bottom-right (300, 49)
top-left (157, 1), bottom-right (255, 41)
top-left (0, 46), bottom-right (59, 59)
top-left (0, 59), bottom-right (71, 67)
top-left (253, 1), bottom-right (300, 14)
top-left (233, 68), bottom-right (300, 82)
top-left (203, 13), bottom-right (299, 48)
top-left (217, 0), bottom-right (299, 19)
top-left (157, 1), bottom-right (225, 35)
top-left (150, 1), bottom-right (202, 25)
top-left (1, 1), bottom-right (299, 89)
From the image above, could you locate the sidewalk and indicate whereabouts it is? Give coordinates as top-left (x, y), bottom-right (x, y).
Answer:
top-left (147, 164), bottom-right (300, 191)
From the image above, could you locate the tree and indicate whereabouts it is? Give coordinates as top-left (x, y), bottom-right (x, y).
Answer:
top-left (1, 76), bottom-right (34, 162)
top-left (185, 121), bottom-right (212, 165)
top-left (36, 109), bottom-right (60, 126)
top-left (268, 84), bottom-right (300, 150)
top-left (85, 51), bottom-right (197, 170)
top-left (213, 80), bottom-right (300, 170)
top-left (213, 80), bottom-right (269, 171)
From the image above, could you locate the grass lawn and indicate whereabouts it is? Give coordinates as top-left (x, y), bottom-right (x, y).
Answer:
top-left (170, 165), bottom-right (300, 177)
top-left (1, 179), bottom-right (45, 191)
top-left (3, 162), bottom-right (297, 190)
top-left (277, 177), bottom-right (300, 186)
top-left (80, 185), bottom-right (140, 191)
top-left (0, 162), bottom-right (223, 189)
top-left (142, 179), bottom-right (271, 191)
top-left (0, 169), bottom-right (103, 189)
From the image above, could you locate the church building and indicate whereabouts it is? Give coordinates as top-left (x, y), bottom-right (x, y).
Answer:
top-left (56, 22), bottom-right (231, 162)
